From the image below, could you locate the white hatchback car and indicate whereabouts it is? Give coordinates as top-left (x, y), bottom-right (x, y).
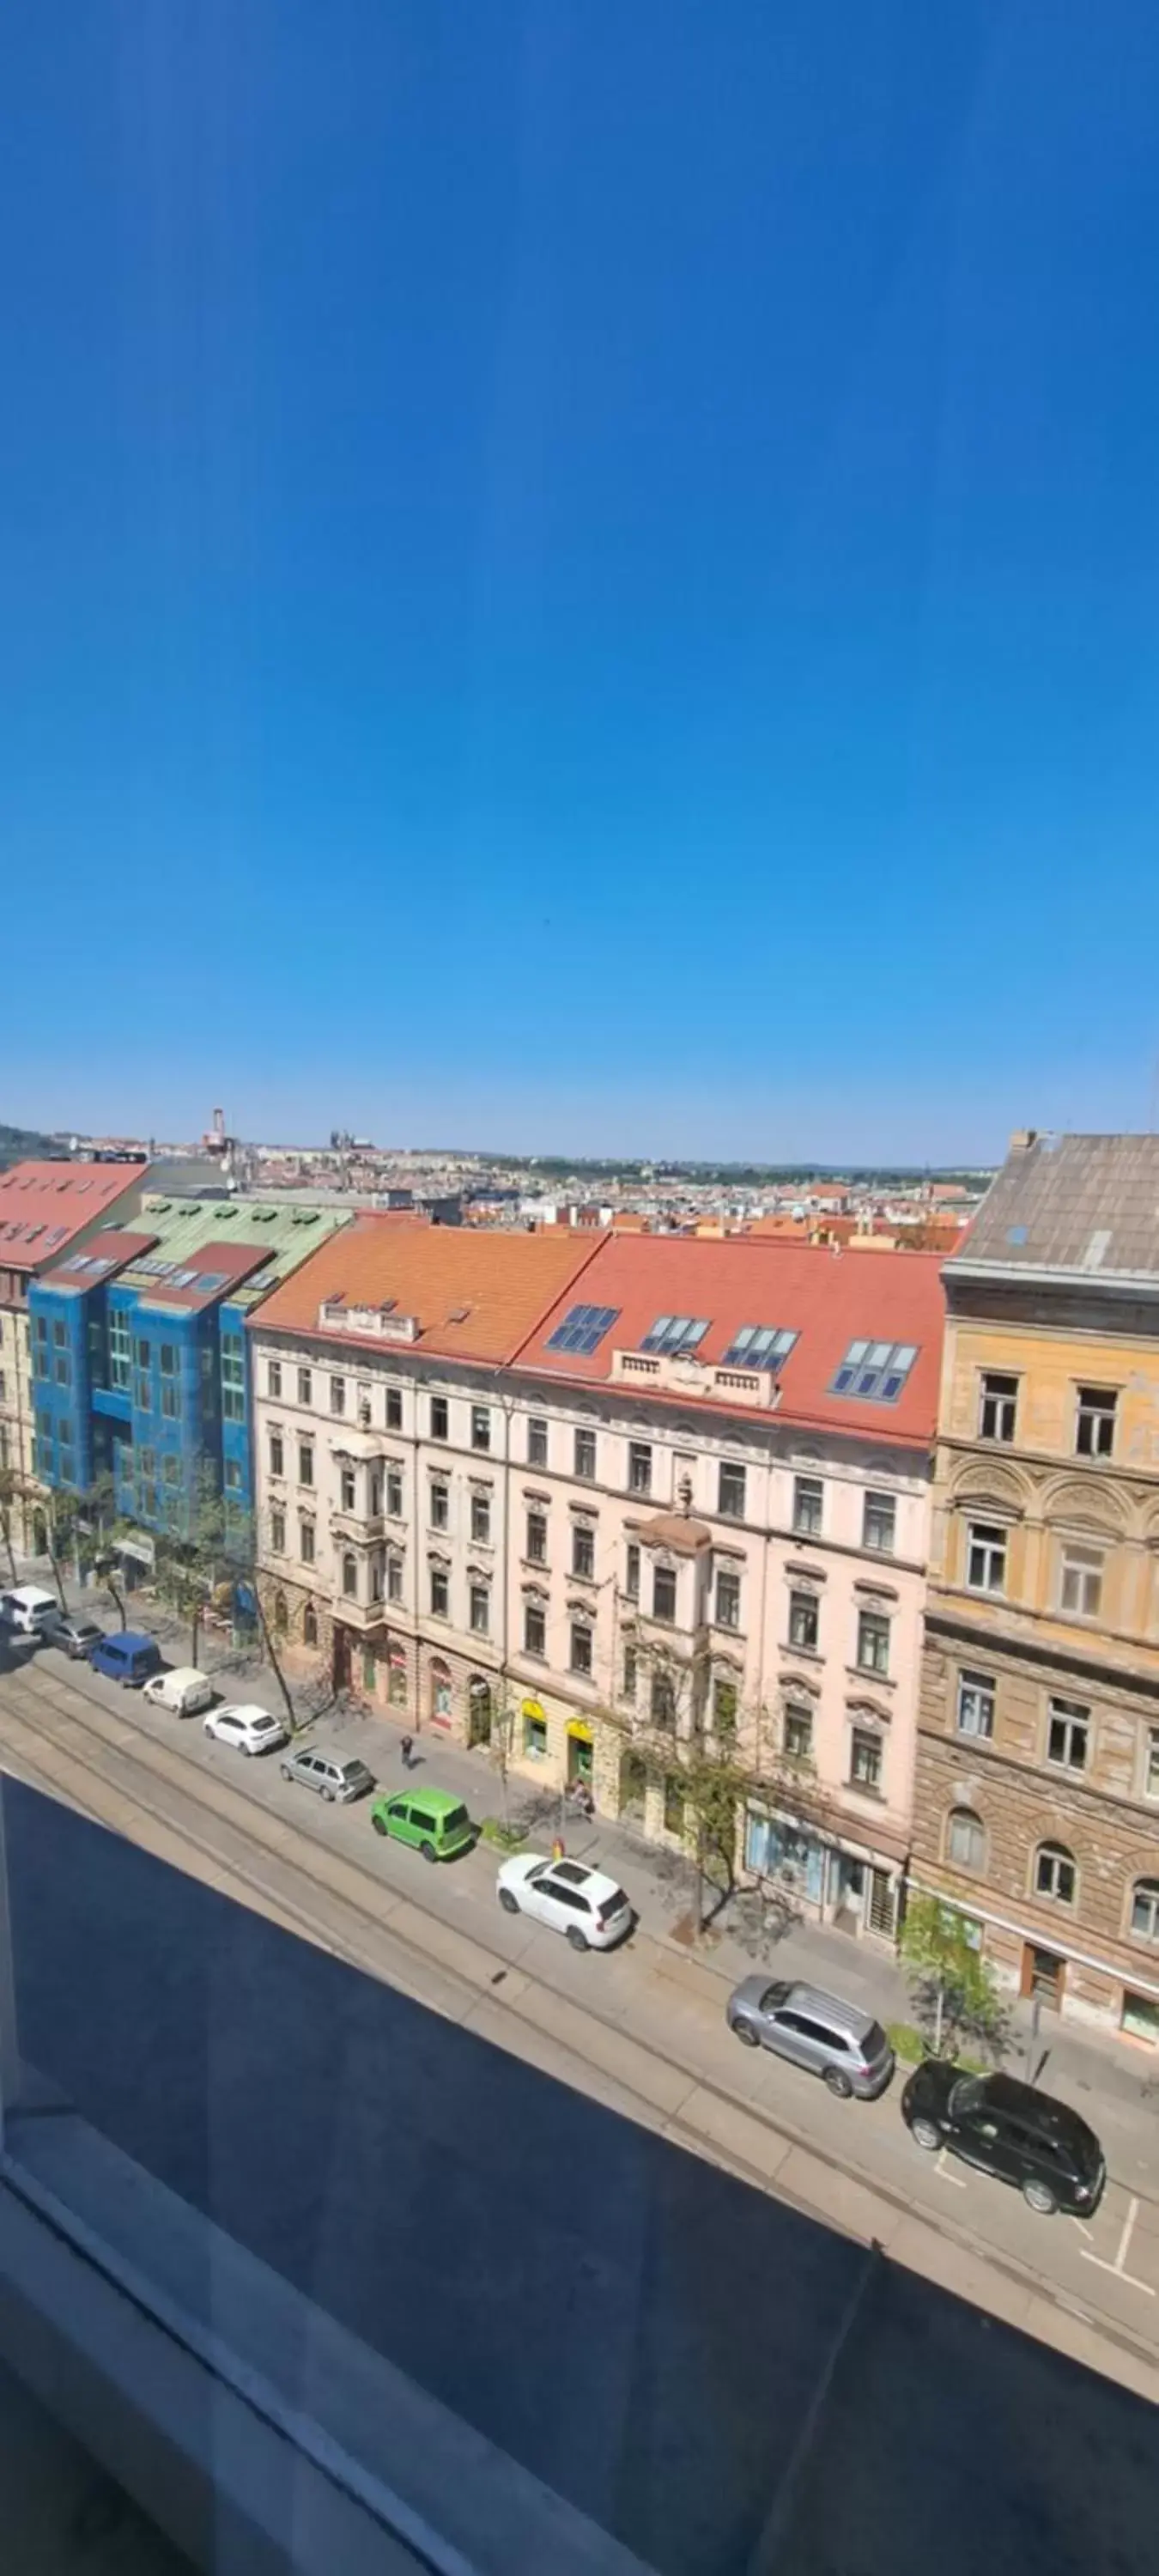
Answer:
top-left (496, 1854), bottom-right (633, 1952)
top-left (203, 1703), bottom-right (288, 1757)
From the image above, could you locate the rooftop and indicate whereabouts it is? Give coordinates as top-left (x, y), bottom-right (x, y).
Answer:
top-left (252, 1217), bottom-right (600, 1362)
top-left (951, 1133), bottom-right (1159, 1286)
top-left (109, 1194), bottom-right (353, 1313)
top-left (0, 1161), bottom-right (147, 1273)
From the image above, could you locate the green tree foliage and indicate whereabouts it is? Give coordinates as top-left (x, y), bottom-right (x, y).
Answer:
top-left (899, 1893), bottom-right (1008, 2060)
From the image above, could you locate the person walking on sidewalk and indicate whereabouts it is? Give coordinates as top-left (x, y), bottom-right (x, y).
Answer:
top-left (400, 1732), bottom-right (414, 1770)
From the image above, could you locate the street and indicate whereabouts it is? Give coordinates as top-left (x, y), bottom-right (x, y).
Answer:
top-left (2, 1628), bottom-right (1159, 2412)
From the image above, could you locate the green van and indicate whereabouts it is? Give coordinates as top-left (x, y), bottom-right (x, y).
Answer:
top-left (369, 1787), bottom-right (475, 1862)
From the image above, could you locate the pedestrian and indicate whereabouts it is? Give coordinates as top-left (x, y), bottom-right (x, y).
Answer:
top-left (400, 1731), bottom-right (414, 1770)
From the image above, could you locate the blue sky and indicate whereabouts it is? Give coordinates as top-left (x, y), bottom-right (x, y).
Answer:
top-left (4, 3), bottom-right (1159, 1162)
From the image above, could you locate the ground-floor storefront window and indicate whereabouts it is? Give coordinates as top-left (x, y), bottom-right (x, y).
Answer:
top-left (745, 1809), bottom-right (827, 1908)
top-left (1122, 1989), bottom-right (1159, 2044)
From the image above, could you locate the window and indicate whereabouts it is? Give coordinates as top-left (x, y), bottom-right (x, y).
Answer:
top-left (792, 1475), bottom-right (822, 1538)
top-left (161, 1381), bottom-right (179, 1419)
top-left (573, 1521), bottom-right (595, 1580)
top-left (966, 1521), bottom-right (1006, 1594)
top-left (979, 1372), bottom-right (1017, 1443)
top-left (160, 1343), bottom-right (176, 1376)
top-left (429, 1480), bottom-right (449, 1531)
top-left (788, 1589), bottom-right (819, 1651)
top-left (270, 1506), bottom-right (286, 1553)
top-left (715, 1567), bottom-right (741, 1631)
top-left (524, 1708), bottom-right (548, 1759)
top-left (663, 1774), bottom-right (685, 1836)
top-left (331, 1375), bottom-right (346, 1416)
top-left (303, 1601), bottom-right (319, 1647)
top-left (570, 1619), bottom-right (593, 1676)
top-left (224, 1458), bottom-right (242, 1493)
top-left (628, 1440), bottom-right (652, 1496)
top-left (546, 1303), bottom-right (620, 1355)
top-left (470, 1581), bottom-right (490, 1636)
top-left (136, 1334), bottom-right (149, 1367)
top-left (863, 1491), bottom-right (895, 1553)
top-left (622, 1645), bottom-right (638, 1703)
top-left (857, 1608), bottom-right (890, 1676)
top-left (784, 1703), bottom-right (813, 1763)
top-left (640, 1315), bottom-right (709, 1357)
top-left (56, 1353), bottom-right (72, 1388)
top-left (269, 1431), bottom-right (284, 1478)
top-left (651, 1668), bottom-right (677, 1728)
top-left (574, 1426), bottom-right (597, 1480)
top-left (1076, 1385), bottom-right (1117, 1460)
top-left (429, 1564), bottom-right (449, 1618)
top-left (298, 1441), bottom-right (314, 1487)
top-left (470, 1405), bottom-right (491, 1452)
top-left (720, 1324), bottom-right (797, 1371)
top-left (1047, 1696), bottom-right (1090, 1772)
top-left (713, 1676), bottom-right (738, 1741)
top-left (341, 1466), bottom-right (356, 1511)
top-left (830, 1340), bottom-right (919, 1403)
top-left (525, 1508), bottom-right (547, 1565)
top-left (386, 1552), bottom-right (404, 1602)
top-left (369, 1470), bottom-right (382, 1516)
top-left (718, 1461), bottom-right (746, 1521)
top-left (268, 1359), bottom-right (282, 1398)
top-left (956, 1670), bottom-right (995, 1740)
top-left (648, 1561), bottom-right (676, 1622)
top-left (221, 1333), bottom-right (246, 1422)
top-left (298, 1368), bottom-right (312, 1406)
top-left (1059, 1541), bottom-right (1104, 1618)
top-left (431, 1662), bottom-right (452, 1722)
top-left (947, 1808), bottom-right (987, 1872)
top-left (1034, 1841), bottom-right (1077, 1905)
top-left (849, 1727), bottom-right (883, 1792)
top-left (109, 1313), bottom-right (131, 1391)
top-left (343, 1552), bottom-right (358, 1598)
top-left (1130, 1880), bottom-right (1159, 1943)
top-left (624, 1540), bottom-right (640, 1600)
top-left (470, 1490), bottom-right (491, 1544)
top-left (1146, 1728), bottom-right (1159, 1801)
top-left (527, 1415), bottom-right (549, 1467)
top-left (300, 1518), bottom-right (315, 1565)
top-left (271, 1591), bottom-right (288, 1637)
top-left (430, 1394), bottom-right (449, 1441)
top-left (523, 1600), bottom-right (546, 1657)
top-left (386, 1466), bottom-right (403, 1516)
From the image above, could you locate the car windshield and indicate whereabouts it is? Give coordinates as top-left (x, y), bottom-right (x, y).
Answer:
top-left (760, 1983), bottom-right (791, 2013)
top-left (950, 2076), bottom-right (987, 2117)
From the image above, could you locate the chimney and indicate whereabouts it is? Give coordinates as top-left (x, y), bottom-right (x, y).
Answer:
top-left (1008, 1128), bottom-right (1039, 1154)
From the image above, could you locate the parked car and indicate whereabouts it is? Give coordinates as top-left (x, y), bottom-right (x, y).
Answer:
top-left (0, 1584), bottom-right (60, 1637)
top-left (203, 1704), bottom-right (288, 1757)
top-left (726, 1976), bottom-right (894, 2099)
top-left (88, 1631), bottom-right (163, 1688)
top-left (901, 2063), bottom-right (1105, 2214)
top-left (281, 1745), bottom-right (376, 1803)
top-left (41, 1611), bottom-right (106, 1661)
top-left (496, 1855), bottom-right (633, 1952)
top-left (143, 1667), bottom-right (215, 1718)
top-left (369, 1789), bottom-right (475, 1861)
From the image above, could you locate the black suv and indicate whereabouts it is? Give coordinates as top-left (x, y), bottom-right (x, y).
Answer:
top-left (901, 2063), bottom-right (1104, 2215)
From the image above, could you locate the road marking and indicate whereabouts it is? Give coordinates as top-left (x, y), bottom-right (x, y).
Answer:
top-left (933, 2148), bottom-right (966, 2189)
top-left (1080, 2195), bottom-right (1155, 2295)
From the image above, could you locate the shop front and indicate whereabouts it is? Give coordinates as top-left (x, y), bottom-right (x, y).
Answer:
top-left (567, 1718), bottom-right (593, 1788)
top-left (744, 1804), bottom-right (901, 1941)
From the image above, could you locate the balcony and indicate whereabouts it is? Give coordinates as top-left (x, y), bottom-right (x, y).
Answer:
top-left (610, 1349), bottom-right (781, 1409)
top-left (330, 1504), bottom-right (386, 1545)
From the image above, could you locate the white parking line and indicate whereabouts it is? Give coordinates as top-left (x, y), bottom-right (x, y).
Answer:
top-left (1080, 2195), bottom-right (1155, 2295)
top-left (933, 2148), bottom-right (966, 2189)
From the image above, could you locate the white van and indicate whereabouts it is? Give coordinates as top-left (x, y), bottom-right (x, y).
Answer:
top-left (0, 1584), bottom-right (60, 1637)
top-left (141, 1666), bottom-right (215, 1718)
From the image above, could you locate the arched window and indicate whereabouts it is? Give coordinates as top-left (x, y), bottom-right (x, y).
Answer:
top-left (430, 1657), bottom-right (452, 1721)
top-left (946, 1807), bottom-right (987, 1873)
top-left (303, 1601), bottom-right (319, 1648)
top-left (388, 1641), bottom-right (407, 1705)
top-left (272, 1591), bottom-right (288, 1637)
top-left (1131, 1879), bottom-right (1159, 1943)
top-left (469, 1675), bottom-right (492, 1747)
top-left (1035, 1841), bottom-right (1076, 1905)
top-left (342, 1551), bottom-right (358, 1598)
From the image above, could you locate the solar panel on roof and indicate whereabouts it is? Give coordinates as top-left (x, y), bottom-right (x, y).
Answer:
top-left (546, 1303), bottom-right (621, 1356)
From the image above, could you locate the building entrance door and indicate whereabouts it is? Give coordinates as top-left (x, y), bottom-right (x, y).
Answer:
top-left (1021, 1944), bottom-right (1065, 2009)
top-left (332, 1624), bottom-right (353, 1692)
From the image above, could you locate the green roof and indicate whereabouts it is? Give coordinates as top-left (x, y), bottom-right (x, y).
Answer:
top-left (111, 1195), bottom-right (354, 1312)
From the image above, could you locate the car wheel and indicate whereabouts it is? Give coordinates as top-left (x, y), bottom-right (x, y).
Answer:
top-left (372, 1815), bottom-right (387, 1837)
top-left (1022, 2176), bottom-right (1058, 2215)
top-left (420, 1840), bottom-right (437, 1862)
top-left (732, 2020), bottom-right (761, 2048)
top-left (910, 2117), bottom-right (943, 2152)
top-left (823, 2067), bottom-right (853, 2099)
top-left (280, 1764), bottom-right (293, 1780)
top-left (498, 1887), bottom-right (520, 1914)
top-left (566, 1925), bottom-right (589, 1953)
top-left (243, 1743), bottom-right (253, 1757)
top-left (322, 1788), bottom-right (335, 1803)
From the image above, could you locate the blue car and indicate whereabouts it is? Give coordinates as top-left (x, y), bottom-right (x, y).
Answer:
top-left (88, 1631), bottom-right (163, 1688)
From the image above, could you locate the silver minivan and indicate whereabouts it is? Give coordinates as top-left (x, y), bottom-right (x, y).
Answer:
top-left (725, 1976), bottom-right (895, 2099)
top-left (280, 1745), bottom-right (376, 1803)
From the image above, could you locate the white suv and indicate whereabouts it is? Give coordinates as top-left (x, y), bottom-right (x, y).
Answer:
top-left (203, 1704), bottom-right (288, 1757)
top-left (496, 1855), bottom-right (633, 1952)
top-left (0, 1585), bottom-right (60, 1637)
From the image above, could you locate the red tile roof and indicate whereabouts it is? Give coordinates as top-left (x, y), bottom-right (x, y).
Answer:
top-left (251, 1217), bottom-right (603, 1363)
top-left (37, 1229), bottom-right (160, 1289)
top-left (0, 1162), bottom-right (146, 1273)
top-left (134, 1238), bottom-right (273, 1311)
top-left (514, 1235), bottom-right (945, 1446)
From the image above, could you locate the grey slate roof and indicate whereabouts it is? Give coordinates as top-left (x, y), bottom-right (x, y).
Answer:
top-left (951, 1133), bottom-right (1159, 1283)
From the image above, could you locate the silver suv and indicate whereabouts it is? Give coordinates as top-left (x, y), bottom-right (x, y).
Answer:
top-left (725, 1976), bottom-right (894, 2099)
top-left (280, 1746), bottom-right (377, 1803)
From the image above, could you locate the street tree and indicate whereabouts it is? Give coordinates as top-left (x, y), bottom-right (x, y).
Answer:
top-left (899, 1893), bottom-right (1008, 2060)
